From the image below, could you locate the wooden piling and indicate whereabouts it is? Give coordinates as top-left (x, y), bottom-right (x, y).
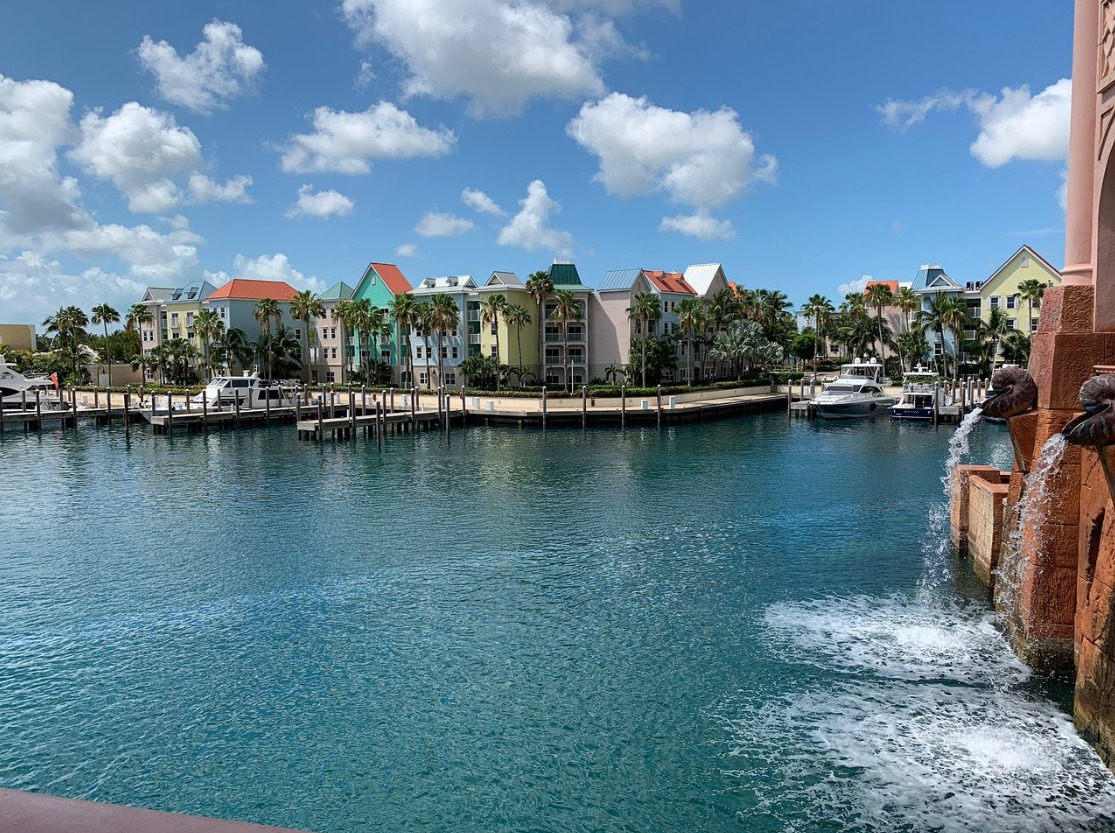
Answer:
top-left (621, 385), bottom-right (626, 429)
top-left (541, 387), bottom-right (548, 429)
top-left (124, 392), bottom-right (130, 438)
top-left (167, 393), bottom-right (174, 433)
top-left (202, 392), bottom-right (208, 431)
top-left (410, 387), bottom-right (417, 431)
top-left (35, 390), bottom-right (42, 432)
top-left (581, 386), bottom-right (587, 428)
top-left (656, 385), bottom-right (663, 427)
top-left (317, 398), bottom-right (324, 439)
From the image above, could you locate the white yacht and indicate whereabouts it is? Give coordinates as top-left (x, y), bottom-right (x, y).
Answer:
top-left (138, 373), bottom-right (302, 421)
top-left (890, 367), bottom-right (951, 421)
top-left (0, 354), bottom-right (60, 409)
top-left (810, 358), bottom-right (896, 419)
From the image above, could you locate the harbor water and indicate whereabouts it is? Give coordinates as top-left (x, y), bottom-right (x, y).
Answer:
top-left (1, 415), bottom-right (1114, 832)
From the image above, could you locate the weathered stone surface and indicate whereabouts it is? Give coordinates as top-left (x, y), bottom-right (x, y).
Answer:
top-left (951, 465), bottom-right (1003, 555)
top-left (1020, 563), bottom-right (1078, 635)
top-left (968, 476), bottom-right (1009, 586)
top-left (1031, 332), bottom-right (1111, 410)
top-left (1007, 411), bottom-right (1039, 472)
top-left (1038, 284), bottom-right (1095, 334)
top-left (1075, 635), bottom-right (1115, 768)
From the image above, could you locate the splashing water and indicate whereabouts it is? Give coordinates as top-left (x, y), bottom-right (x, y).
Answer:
top-left (995, 433), bottom-right (1069, 624)
top-left (921, 407), bottom-right (984, 589)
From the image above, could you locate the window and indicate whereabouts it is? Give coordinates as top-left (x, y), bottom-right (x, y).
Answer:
top-left (989, 296), bottom-right (1001, 310)
top-left (170, 313), bottom-right (179, 326)
top-left (1021, 255), bottom-right (1030, 268)
top-left (442, 347), bottom-right (448, 359)
top-left (490, 322), bottom-right (497, 335)
top-left (1007, 318), bottom-right (1017, 330)
top-left (381, 350), bottom-right (391, 363)
top-left (331, 348), bottom-right (337, 359)
top-left (295, 328), bottom-right (301, 340)
top-left (172, 332), bottom-right (180, 339)
top-left (451, 347), bottom-right (459, 359)
top-left (451, 328), bottom-right (458, 337)
top-left (185, 312), bottom-right (194, 326)
top-left (1031, 317), bottom-right (1039, 332)
top-left (1006, 296), bottom-right (1017, 310)
top-left (491, 346), bottom-right (498, 357)
top-left (416, 346), bottom-right (423, 359)
top-left (331, 327), bottom-right (337, 339)
top-left (218, 307), bottom-right (226, 319)
top-left (326, 371), bottom-right (335, 383)
top-left (187, 331), bottom-right (195, 340)
top-left (419, 373), bottom-right (428, 386)
top-left (446, 373), bottom-right (456, 386)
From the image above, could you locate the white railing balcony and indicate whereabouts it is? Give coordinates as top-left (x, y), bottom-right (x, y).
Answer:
top-left (544, 333), bottom-right (563, 343)
top-left (545, 357), bottom-right (586, 366)
top-left (467, 311), bottom-right (480, 322)
top-left (468, 334), bottom-right (481, 344)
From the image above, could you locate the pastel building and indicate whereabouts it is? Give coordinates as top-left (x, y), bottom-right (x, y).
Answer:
top-left (411, 275), bottom-right (473, 388)
top-left (541, 262), bottom-right (592, 389)
top-left (203, 279), bottom-right (302, 347)
top-left (591, 268), bottom-right (703, 382)
top-left (474, 271), bottom-right (538, 374)
top-left (349, 262), bottom-right (413, 385)
top-left (310, 281), bottom-right (354, 384)
top-left (0, 323), bottom-right (36, 351)
top-left (136, 281), bottom-right (218, 373)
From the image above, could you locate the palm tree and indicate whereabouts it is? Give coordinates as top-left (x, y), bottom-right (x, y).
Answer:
top-left (125, 303), bottom-right (154, 382)
top-left (504, 304), bottom-right (532, 380)
top-left (43, 305), bottom-right (90, 384)
top-left (976, 307), bottom-right (1009, 371)
top-left (290, 290), bottom-right (326, 382)
top-left (551, 289), bottom-right (582, 393)
top-left (802, 294), bottom-right (835, 380)
top-left (917, 292), bottom-right (969, 380)
top-left (755, 289), bottom-right (792, 342)
top-left (152, 338), bottom-right (199, 386)
top-left (218, 327), bottom-right (253, 375)
top-left (675, 298), bottom-right (707, 386)
top-left (193, 309), bottom-right (223, 381)
top-left (253, 298), bottom-right (282, 379)
top-left (627, 292), bottom-right (662, 388)
top-left (864, 283), bottom-right (894, 361)
top-left (413, 302), bottom-right (435, 389)
top-left (1018, 278), bottom-right (1046, 337)
top-left (90, 303), bottom-right (120, 386)
top-left (431, 294), bottom-right (460, 389)
top-left (895, 286), bottom-right (920, 334)
top-left (525, 270), bottom-right (554, 382)
top-left (388, 293), bottom-right (419, 389)
top-left (332, 298), bottom-right (357, 384)
top-left (479, 293), bottom-right (510, 392)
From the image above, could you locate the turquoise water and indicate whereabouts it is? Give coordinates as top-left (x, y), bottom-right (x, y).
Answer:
top-left (1, 415), bottom-right (1114, 832)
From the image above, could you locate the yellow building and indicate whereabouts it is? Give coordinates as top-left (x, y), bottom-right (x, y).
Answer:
top-left (0, 324), bottom-right (36, 350)
top-left (975, 245), bottom-right (1061, 336)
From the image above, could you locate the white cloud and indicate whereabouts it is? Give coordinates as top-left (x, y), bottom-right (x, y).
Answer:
top-left (355, 60), bottom-right (376, 90)
top-left (0, 73), bottom-right (89, 241)
top-left (232, 252), bottom-right (326, 293)
top-left (137, 20), bottom-right (265, 114)
top-left (416, 211), bottom-right (474, 237)
top-left (837, 275), bottom-right (872, 296)
top-left (0, 251), bottom-right (146, 325)
top-left (659, 210), bottom-right (734, 240)
top-left (69, 102), bottom-right (203, 211)
top-left (497, 179), bottom-right (574, 256)
top-left (462, 187), bottom-right (505, 216)
top-left (1058, 167), bottom-right (1069, 212)
top-left (285, 184), bottom-right (355, 219)
top-left (552, 0), bottom-right (679, 13)
top-left (340, 0), bottom-right (608, 116)
top-left (396, 243), bottom-right (417, 256)
top-left (878, 79), bottom-right (1071, 168)
top-left (188, 173), bottom-right (253, 204)
top-left (567, 92), bottom-right (777, 219)
top-left (279, 101), bottom-right (455, 174)
top-left (968, 79), bottom-right (1071, 168)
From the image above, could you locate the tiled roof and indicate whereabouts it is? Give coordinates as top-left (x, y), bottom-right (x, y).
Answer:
top-left (549, 262), bottom-right (584, 286)
top-left (369, 262), bottom-right (413, 296)
top-left (319, 281), bottom-right (354, 301)
top-left (863, 280), bottom-right (899, 296)
top-left (682, 263), bottom-right (724, 296)
top-left (206, 279), bottom-right (300, 301)
top-left (644, 270), bottom-right (696, 295)
top-left (598, 268), bottom-right (643, 291)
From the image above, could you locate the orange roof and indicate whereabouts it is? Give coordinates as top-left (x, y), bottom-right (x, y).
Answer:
top-left (863, 280), bottom-right (898, 296)
top-left (207, 279), bottom-right (300, 301)
top-left (643, 270), bottom-right (696, 295)
top-left (369, 262), bottom-right (413, 296)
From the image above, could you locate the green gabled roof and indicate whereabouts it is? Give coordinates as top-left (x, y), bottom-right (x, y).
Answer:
top-left (549, 262), bottom-right (584, 287)
top-left (319, 281), bottom-right (355, 301)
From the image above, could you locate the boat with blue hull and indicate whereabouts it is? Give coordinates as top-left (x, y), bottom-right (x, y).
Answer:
top-left (890, 368), bottom-right (951, 421)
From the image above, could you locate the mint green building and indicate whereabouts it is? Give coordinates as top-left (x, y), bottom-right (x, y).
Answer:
top-left (349, 262), bottom-right (414, 385)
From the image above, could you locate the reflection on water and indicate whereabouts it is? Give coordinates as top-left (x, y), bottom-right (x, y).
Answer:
top-left (0, 415), bottom-right (1111, 833)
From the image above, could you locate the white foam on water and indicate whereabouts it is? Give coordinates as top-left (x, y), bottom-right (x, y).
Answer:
top-left (720, 595), bottom-right (1115, 832)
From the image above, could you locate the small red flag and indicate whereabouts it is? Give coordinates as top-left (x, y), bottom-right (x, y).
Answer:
top-left (49, 373), bottom-right (59, 389)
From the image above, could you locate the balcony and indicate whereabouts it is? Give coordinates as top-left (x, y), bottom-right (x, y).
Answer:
top-left (468, 334), bottom-right (481, 344)
top-left (545, 357), bottom-right (586, 366)
top-left (544, 331), bottom-right (586, 343)
top-left (467, 311), bottom-right (480, 322)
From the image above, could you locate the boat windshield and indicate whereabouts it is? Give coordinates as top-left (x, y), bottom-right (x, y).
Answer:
top-left (826, 384), bottom-right (857, 394)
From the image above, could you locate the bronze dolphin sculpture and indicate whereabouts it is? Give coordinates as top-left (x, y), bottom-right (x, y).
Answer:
top-left (1063, 374), bottom-right (1115, 447)
top-left (980, 367), bottom-right (1037, 420)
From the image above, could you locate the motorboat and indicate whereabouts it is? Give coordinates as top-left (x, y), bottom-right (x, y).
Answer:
top-left (890, 367), bottom-right (951, 421)
top-left (138, 373), bottom-right (303, 422)
top-left (810, 357), bottom-right (896, 419)
top-left (0, 354), bottom-right (61, 410)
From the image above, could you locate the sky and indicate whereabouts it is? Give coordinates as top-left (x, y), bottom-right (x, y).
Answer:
top-left (0, 0), bottom-right (1075, 328)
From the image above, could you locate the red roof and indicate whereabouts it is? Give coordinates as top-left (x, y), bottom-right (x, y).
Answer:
top-left (369, 262), bottom-right (413, 296)
top-left (863, 280), bottom-right (898, 296)
top-left (643, 270), bottom-right (696, 295)
top-left (207, 279), bottom-right (300, 301)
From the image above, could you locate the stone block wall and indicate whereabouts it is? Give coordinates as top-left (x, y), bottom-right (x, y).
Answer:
top-left (968, 475), bottom-right (1010, 588)
top-left (950, 464), bottom-right (1005, 557)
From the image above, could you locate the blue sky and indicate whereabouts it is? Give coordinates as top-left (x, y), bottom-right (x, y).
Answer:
top-left (0, 0), bottom-right (1074, 327)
